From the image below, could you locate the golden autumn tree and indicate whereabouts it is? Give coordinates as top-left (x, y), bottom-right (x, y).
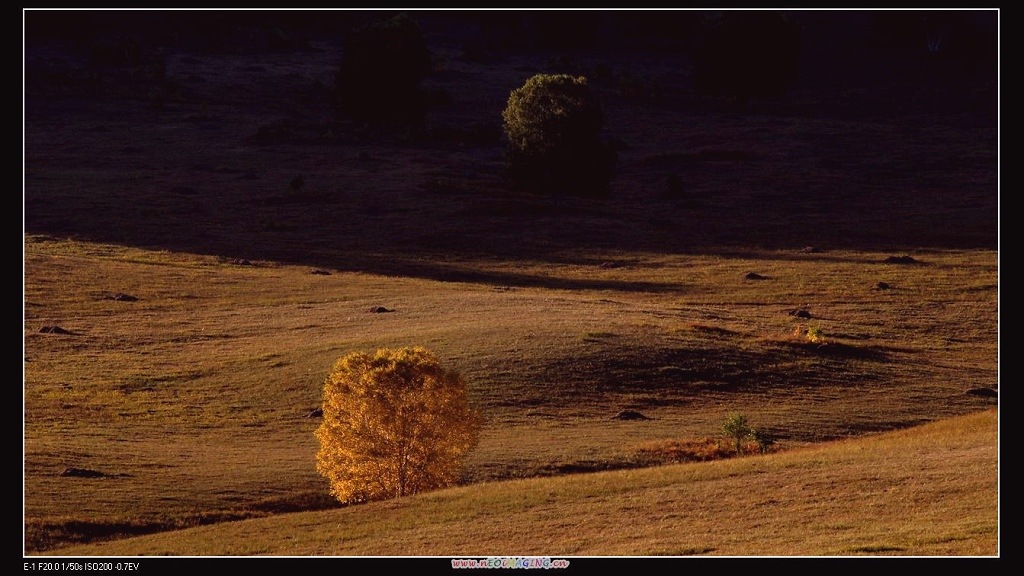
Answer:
top-left (315, 347), bottom-right (482, 504)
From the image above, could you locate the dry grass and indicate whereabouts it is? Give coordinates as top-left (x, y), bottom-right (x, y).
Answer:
top-left (632, 437), bottom-right (766, 464)
top-left (46, 409), bottom-right (998, 557)
top-left (23, 236), bottom-right (997, 553)
top-left (24, 12), bottom-right (997, 556)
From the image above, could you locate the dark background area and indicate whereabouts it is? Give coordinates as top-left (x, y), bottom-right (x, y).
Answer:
top-left (24, 9), bottom-right (998, 284)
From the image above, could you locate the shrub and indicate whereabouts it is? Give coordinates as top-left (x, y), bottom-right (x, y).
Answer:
top-left (335, 13), bottom-right (431, 125)
top-left (750, 429), bottom-right (776, 454)
top-left (692, 11), bottom-right (801, 103)
top-left (315, 347), bottom-right (481, 504)
top-left (722, 413), bottom-right (755, 453)
top-left (721, 414), bottom-right (779, 455)
top-left (502, 73), bottom-right (616, 194)
top-left (791, 324), bottom-right (826, 345)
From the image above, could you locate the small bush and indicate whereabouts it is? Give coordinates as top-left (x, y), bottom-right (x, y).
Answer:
top-left (335, 13), bottom-right (431, 126)
top-left (692, 11), bottom-right (801, 103)
top-left (502, 73), bottom-right (616, 194)
top-left (722, 413), bottom-right (754, 453)
top-left (791, 324), bottom-right (826, 345)
top-left (721, 413), bottom-right (779, 455)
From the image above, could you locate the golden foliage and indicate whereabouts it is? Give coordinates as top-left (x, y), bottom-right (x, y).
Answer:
top-left (315, 347), bottom-right (481, 505)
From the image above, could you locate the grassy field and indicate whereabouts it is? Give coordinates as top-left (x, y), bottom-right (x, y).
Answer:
top-left (23, 236), bottom-right (998, 554)
top-left (48, 408), bottom-right (998, 556)
top-left (24, 11), bottom-right (998, 556)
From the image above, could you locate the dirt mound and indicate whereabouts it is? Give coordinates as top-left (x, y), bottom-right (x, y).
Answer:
top-left (103, 293), bottom-right (138, 302)
top-left (883, 255), bottom-right (920, 264)
top-left (966, 387), bottom-right (997, 398)
top-left (39, 326), bottom-right (74, 334)
top-left (59, 467), bottom-right (107, 478)
top-left (612, 410), bottom-right (650, 421)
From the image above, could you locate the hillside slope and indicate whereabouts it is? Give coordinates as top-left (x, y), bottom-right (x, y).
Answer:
top-left (49, 409), bottom-right (997, 557)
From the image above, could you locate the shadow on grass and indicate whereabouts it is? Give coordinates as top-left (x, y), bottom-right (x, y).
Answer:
top-left (520, 339), bottom-right (893, 404)
top-left (328, 256), bottom-right (686, 293)
top-left (25, 490), bottom-right (342, 554)
top-left (773, 340), bottom-right (893, 362)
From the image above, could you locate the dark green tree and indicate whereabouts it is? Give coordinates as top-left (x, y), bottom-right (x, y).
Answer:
top-left (335, 13), bottom-right (431, 126)
top-left (692, 11), bottom-right (801, 104)
top-left (502, 74), bottom-right (616, 195)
